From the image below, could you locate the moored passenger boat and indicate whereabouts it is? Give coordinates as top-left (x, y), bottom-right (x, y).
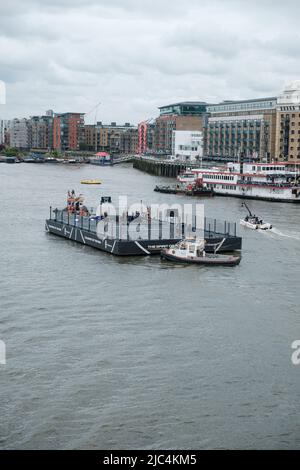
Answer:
top-left (177, 161), bottom-right (300, 202)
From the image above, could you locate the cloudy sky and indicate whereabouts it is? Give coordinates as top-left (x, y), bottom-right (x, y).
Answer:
top-left (0, 0), bottom-right (300, 124)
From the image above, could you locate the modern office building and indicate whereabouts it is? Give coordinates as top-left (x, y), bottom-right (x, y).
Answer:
top-left (53, 112), bottom-right (85, 151)
top-left (155, 114), bottom-right (205, 154)
top-left (153, 101), bottom-right (209, 154)
top-left (205, 97), bottom-right (277, 161)
top-left (158, 101), bottom-right (207, 117)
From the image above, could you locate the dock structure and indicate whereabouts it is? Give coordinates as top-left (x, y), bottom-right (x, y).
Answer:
top-left (133, 157), bottom-right (198, 178)
top-left (45, 208), bottom-right (242, 257)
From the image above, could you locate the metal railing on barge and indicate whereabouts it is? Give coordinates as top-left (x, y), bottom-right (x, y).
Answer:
top-left (49, 208), bottom-right (238, 241)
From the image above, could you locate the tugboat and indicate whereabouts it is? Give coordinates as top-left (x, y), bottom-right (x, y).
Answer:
top-left (154, 178), bottom-right (214, 197)
top-left (240, 202), bottom-right (272, 230)
top-left (161, 238), bottom-right (241, 266)
top-left (154, 184), bottom-right (183, 194)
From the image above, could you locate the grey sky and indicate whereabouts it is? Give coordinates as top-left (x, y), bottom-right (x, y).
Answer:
top-left (0, 0), bottom-right (299, 124)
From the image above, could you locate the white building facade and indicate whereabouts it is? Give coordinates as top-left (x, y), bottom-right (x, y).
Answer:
top-left (172, 130), bottom-right (203, 161)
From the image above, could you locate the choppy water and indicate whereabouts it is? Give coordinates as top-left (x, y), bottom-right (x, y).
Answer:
top-left (1, 162), bottom-right (300, 449)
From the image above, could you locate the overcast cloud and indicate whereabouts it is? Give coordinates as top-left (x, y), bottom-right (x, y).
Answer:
top-left (0, 0), bottom-right (300, 124)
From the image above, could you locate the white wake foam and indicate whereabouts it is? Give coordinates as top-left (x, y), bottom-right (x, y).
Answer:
top-left (269, 227), bottom-right (300, 240)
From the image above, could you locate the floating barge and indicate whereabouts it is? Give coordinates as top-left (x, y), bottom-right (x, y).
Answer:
top-left (154, 184), bottom-right (214, 197)
top-left (46, 208), bottom-right (242, 256)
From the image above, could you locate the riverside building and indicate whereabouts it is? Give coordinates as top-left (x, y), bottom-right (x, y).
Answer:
top-left (53, 112), bottom-right (85, 151)
top-left (138, 120), bottom-right (155, 154)
top-left (0, 120), bottom-right (10, 145)
top-left (84, 122), bottom-right (136, 154)
top-left (154, 101), bottom-right (208, 154)
top-left (275, 81), bottom-right (300, 162)
top-left (205, 97), bottom-right (277, 162)
top-left (30, 115), bottom-right (53, 150)
top-left (172, 130), bottom-right (203, 161)
top-left (10, 118), bottom-right (31, 149)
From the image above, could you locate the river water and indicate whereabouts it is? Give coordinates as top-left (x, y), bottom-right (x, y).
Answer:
top-left (0, 162), bottom-right (300, 449)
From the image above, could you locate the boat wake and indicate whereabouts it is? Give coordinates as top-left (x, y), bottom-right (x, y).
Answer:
top-left (268, 227), bottom-right (300, 241)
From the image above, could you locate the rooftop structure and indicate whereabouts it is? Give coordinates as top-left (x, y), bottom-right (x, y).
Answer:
top-left (159, 101), bottom-right (208, 116)
top-left (207, 97), bottom-right (277, 115)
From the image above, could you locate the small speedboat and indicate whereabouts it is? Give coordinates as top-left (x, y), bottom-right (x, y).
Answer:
top-left (240, 217), bottom-right (272, 230)
top-left (81, 179), bottom-right (102, 185)
top-left (161, 238), bottom-right (241, 266)
top-left (240, 203), bottom-right (272, 230)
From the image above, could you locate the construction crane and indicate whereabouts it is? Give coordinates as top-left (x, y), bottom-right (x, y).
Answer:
top-left (85, 101), bottom-right (101, 153)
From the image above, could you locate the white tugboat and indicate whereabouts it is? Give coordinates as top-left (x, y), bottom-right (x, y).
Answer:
top-left (240, 202), bottom-right (272, 230)
top-left (161, 238), bottom-right (241, 266)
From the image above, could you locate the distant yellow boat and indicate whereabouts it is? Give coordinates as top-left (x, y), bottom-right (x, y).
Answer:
top-left (81, 179), bottom-right (102, 185)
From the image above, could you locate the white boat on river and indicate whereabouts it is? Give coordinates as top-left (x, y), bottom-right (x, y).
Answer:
top-left (161, 238), bottom-right (241, 266)
top-left (240, 202), bottom-right (272, 230)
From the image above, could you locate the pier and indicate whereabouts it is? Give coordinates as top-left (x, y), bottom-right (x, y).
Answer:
top-left (133, 157), bottom-right (198, 177)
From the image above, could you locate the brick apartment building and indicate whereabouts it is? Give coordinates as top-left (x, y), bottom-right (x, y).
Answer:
top-left (153, 102), bottom-right (208, 154)
top-left (84, 122), bottom-right (137, 154)
top-left (53, 112), bottom-right (85, 151)
top-left (138, 120), bottom-right (155, 154)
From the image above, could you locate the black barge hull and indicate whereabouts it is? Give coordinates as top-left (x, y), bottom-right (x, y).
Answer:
top-left (213, 192), bottom-right (300, 203)
top-left (45, 219), bottom-right (242, 256)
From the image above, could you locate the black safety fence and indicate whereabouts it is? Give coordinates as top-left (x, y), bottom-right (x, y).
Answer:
top-left (49, 208), bottom-right (237, 241)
